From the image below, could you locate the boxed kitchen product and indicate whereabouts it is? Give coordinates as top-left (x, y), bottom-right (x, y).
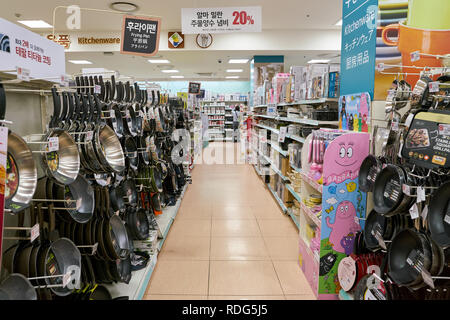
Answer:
top-left (290, 66), bottom-right (308, 101)
top-left (272, 73), bottom-right (291, 104)
top-left (281, 156), bottom-right (290, 176)
top-left (306, 64), bottom-right (329, 100)
top-left (283, 184), bottom-right (294, 204)
top-left (328, 71), bottom-right (340, 98)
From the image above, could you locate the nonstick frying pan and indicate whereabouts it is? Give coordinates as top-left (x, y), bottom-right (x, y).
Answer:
top-left (364, 210), bottom-right (394, 251)
top-left (123, 136), bottom-right (139, 171)
top-left (104, 215), bottom-right (130, 260)
top-left (358, 155), bottom-right (385, 193)
top-left (427, 181), bottom-right (450, 247)
top-left (373, 164), bottom-right (416, 216)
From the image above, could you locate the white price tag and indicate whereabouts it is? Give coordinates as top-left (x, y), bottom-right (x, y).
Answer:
top-left (444, 212), bottom-right (450, 225)
top-left (16, 67), bottom-right (30, 81)
top-left (421, 205), bottom-right (429, 220)
top-left (278, 126), bottom-right (287, 143)
top-left (92, 243), bottom-right (98, 255)
top-left (76, 198), bottom-right (82, 210)
top-left (30, 223), bottom-right (40, 242)
top-left (86, 131), bottom-right (93, 141)
top-left (429, 82), bottom-right (439, 93)
top-left (354, 216), bottom-right (360, 225)
top-left (422, 269), bottom-right (435, 289)
top-left (438, 124), bottom-right (450, 136)
top-left (60, 75), bottom-right (69, 87)
top-left (391, 119), bottom-right (399, 132)
top-left (371, 229), bottom-right (387, 250)
top-left (409, 203), bottom-right (420, 219)
top-left (48, 137), bottom-right (59, 152)
top-left (63, 271), bottom-right (72, 288)
top-left (377, 63), bottom-right (385, 72)
top-left (94, 84), bottom-right (101, 94)
top-left (405, 113), bottom-right (415, 128)
top-left (398, 141), bottom-right (403, 158)
top-left (402, 184), bottom-right (411, 196)
top-left (126, 109), bottom-right (130, 118)
top-left (416, 186), bottom-right (425, 203)
top-left (410, 51), bottom-right (421, 62)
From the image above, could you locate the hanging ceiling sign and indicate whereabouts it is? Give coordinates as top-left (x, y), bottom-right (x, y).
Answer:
top-left (0, 18), bottom-right (65, 81)
top-left (188, 82), bottom-right (201, 95)
top-left (168, 32), bottom-right (184, 49)
top-left (121, 15), bottom-right (161, 57)
top-left (0, 126), bottom-right (8, 267)
top-left (181, 7), bottom-right (262, 34)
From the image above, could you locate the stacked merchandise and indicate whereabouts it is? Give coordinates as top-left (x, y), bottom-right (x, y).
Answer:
top-left (0, 75), bottom-right (189, 300)
top-left (338, 74), bottom-right (450, 300)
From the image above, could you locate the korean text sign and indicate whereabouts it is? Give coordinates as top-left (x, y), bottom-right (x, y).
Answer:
top-left (182, 7), bottom-right (262, 34)
top-left (0, 18), bottom-right (65, 80)
top-left (339, 0), bottom-right (378, 99)
top-left (121, 15), bottom-right (161, 57)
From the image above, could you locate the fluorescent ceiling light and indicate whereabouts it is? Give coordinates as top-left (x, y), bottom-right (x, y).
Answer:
top-left (226, 76), bottom-right (239, 79)
top-left (148, 59), bottom-right (170, 64)
top-left (69, 60), bottom-right (93, 65)
top-left (307, 59), bottom-right (330, 64)
top-left (228, 59), bottom-right (249, 64)
top-left (17, 20), bottom-right (53, 28)
top-left (161, 69), bottom-right (179, 73)
top-left (226, 69), bottom-right (243, 73)
top-left (170, 76), bottom-right (184, 79)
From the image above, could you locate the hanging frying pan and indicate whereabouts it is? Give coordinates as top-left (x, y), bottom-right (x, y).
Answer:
top-left (109, 184), bottom-right (126, 214)
top-left (121, 174), bottom-right (138, 207)
top-left (105, 102), bottom-right (124, 138)
top-left (94, 123), bottom-right (125, 173)
top-left (106, 215), bottom-right (130, 260)
top-left (373, 165), bottom-right (416, 216)
top-left (126, 207), bottom-right (150, 240)
top-left (123, 136), bottom-right (139, 172)
top-left (83, 284), bottom-right (112, 300)
top-left (358, 155), bottom-right (386, 193)
top-left (149, 166), bottom-right (163, 193)
top-left (63, 174), bottom-right (95, 223)
top-left (364, 210), bottom-right (394, 251)
top-left (427, 181), bottom-right (450, 247)
top-left (150, 192), bottom-right (163, 215)
top-left (0, 274), bottom-right (37, 300)
top-left (5, 131), bottom-right (37, 213)
top-left (137, 135), bottom-right (150, 165)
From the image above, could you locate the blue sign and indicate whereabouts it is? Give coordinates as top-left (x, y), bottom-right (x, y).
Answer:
top-left (340, 0), bottom-right (378, 100)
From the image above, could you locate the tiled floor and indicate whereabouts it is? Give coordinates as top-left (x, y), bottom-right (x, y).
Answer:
top-left (144, 142), bottom-right (315, 300)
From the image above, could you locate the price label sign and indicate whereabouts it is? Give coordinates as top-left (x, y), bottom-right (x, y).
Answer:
top-left (410, 51), bottom-right (421, 62)
top-left (409, 203), bottom-right (420, 219)
top-left (421, 205), bottom-right (429, 219)
top-left (30, 223), bottom-right (40, 242)
top-left (121, 15), bottom-right (161, 57)
top-left (377, 63), bottom-right (385, 72)
top-left (60, 75), bottom-right (69, 87)
top-left (402, 184), bottom-right (411, 196)
top-left (62, 271), bottom-right (72, 288)
top-left (16, 66), bottom-right (30, 81)
top-left (429, 81), bottom-right (439, 93)
top-left (416, 186), bottom-right (425, 203)
top-left (94, 84), bottom-right (101, 94)
top-left (444, 212), bottom-right (450, 225)
top-left (391, 119), bottom-right (399, 132)
top-left (48, 137), bottom-right (59, 152)
top-left (86, 131), bottom-right (93, 142)
top-left (92, 243), bottom-right (98, 255)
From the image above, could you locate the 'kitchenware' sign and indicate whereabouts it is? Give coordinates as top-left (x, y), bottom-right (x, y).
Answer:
top-left (121, 15), bottom-right (161, 57)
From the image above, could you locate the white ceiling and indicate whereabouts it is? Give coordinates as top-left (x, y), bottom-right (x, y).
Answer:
top-left (2, 0), bottom-right (343, 81)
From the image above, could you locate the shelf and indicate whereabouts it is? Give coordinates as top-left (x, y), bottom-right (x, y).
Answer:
top-left (253, 114), bottom-right (277, 119)
top-left (286, 184), bottom-right (301, 203)
top-left (287, 208), bottom-right (300, 230)
top-left (277, 98), bottom-right (338, 106)
top-left (261, 154), bottom-right (289, 182)
top-left (278, 117), bottom-right (339, 126)
top-left (285, 133), bottom-right (306, 144)
top-left (267, 183), bottom-right (287, 213)
top-left (267, 141), bottom-right (288, 157)
top-left (290, 163), bottom-right (302, 173)
top-left (300, 201), bottom-right (322, 228)
top-left (106, 184), bottom-right (188, 300)
top-left (300, 172), bottom-right (323, 193)
top-left (253, 105), bottom-right (268, 108)
top-left (202, 100), bottom-right (247, 104)
top-left (255, 124), bottom-right (279, 134)
top-left (206, 114), bottom-right (225, 116)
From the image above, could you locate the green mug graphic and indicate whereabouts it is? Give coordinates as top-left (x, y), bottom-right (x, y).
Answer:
top-left (407, 0), bottom-right (450, 29)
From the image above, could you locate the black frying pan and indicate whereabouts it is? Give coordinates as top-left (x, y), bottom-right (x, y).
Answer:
top-left (428, 181), bottom-right (450, 247)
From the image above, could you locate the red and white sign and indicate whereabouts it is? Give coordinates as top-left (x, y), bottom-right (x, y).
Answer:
top-left (182, 7), bottom-right (262, 34)
top-left (0, 18), bottom-right (65, 81)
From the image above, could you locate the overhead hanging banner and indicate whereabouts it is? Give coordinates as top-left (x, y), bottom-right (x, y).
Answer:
top-left (0, 18), bottom-right (65, 81)
top-left (339, 0), bottom-right (378, 100)
top-left (181, 7), bottom-right (262, 34)
top-left (0, 126), bottom-right (8, 267)
top-left (121, 15), bottom-right (161, 57)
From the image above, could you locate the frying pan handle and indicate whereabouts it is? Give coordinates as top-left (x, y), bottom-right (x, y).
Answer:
top-left (156, 91), bottom-right (161, 105)
top-left (134, 83), bottom-right (140, 103)
top-left (36, 203), bottom-right (47, 241)
top-left (75, 76), bottom-right (81, 95)
top-left (50, 87), bottom-right (61, 129)
top-left (93, 94), bottom-right (103, 122)
top-left (124, 81), bottom-right (131, 102)
top-left (84, 76), bottom-right (90, 95)
top-left (98, 75), bottom-right (105, 102)
top-left (115, 83), bottom-right (122, 102)
top-left (81, 94), bottom-right (91, 123)
top-left (60, 92), bottom-right (69, 124)
top-left (111, 75), bottom-right (116, 101)
top-left (130, 83), bottom-right (135, 102)
top-left (104, 80), bottom-right (111, 103)
top-left (67, 92), bottom-right (76, 121)
top-left (0, 83), bottom-right (6, 121)
top-left (48, 203), bottom-right (59, 241)
top-left (80, 76), bottom-right (86, 94)
top-left (87, 93), bottom-right (97, 123)
top-left (103, 187), bottom-right (110, 217)
top-left (74, 93), bottom-right (84, 122)
top-left (30, 204), bottom-right (37, 227)
top-left (89, 76), bottom-right (95, 95)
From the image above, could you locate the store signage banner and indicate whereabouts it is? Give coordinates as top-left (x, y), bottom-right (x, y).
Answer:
top-left (0, 18), bottom-right (65, 80)
top-left (121, 15), bottom-right (161, 57)
top-left (188, 82), bottom-right (201, 94)
top-left (181, 7), bottom-right (262, 34)
top-left (339, 0), bottom-right (378, 99)
top-left (0, 127), bottom-right (8, 267)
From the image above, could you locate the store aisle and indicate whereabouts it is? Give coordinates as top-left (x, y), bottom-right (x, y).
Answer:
top-left (144, 143), bottom-right (315, 300)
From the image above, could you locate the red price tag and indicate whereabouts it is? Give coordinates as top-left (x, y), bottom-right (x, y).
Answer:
top-left (429, 82), bottom-right (439, 93)
top-left (31, 223), bottom-right (40, 242)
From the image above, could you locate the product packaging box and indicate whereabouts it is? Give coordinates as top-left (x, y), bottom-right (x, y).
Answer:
top-left (306, 64), bottom-right (329, 100)
top-left (328, 72), bottom-right (340, 98)
top-left (290, 66), bottom-right (308, 101)
top-left (272, 73), bottom-right (291, 104)
top-left (281, 157), bottom-right (290, 176)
